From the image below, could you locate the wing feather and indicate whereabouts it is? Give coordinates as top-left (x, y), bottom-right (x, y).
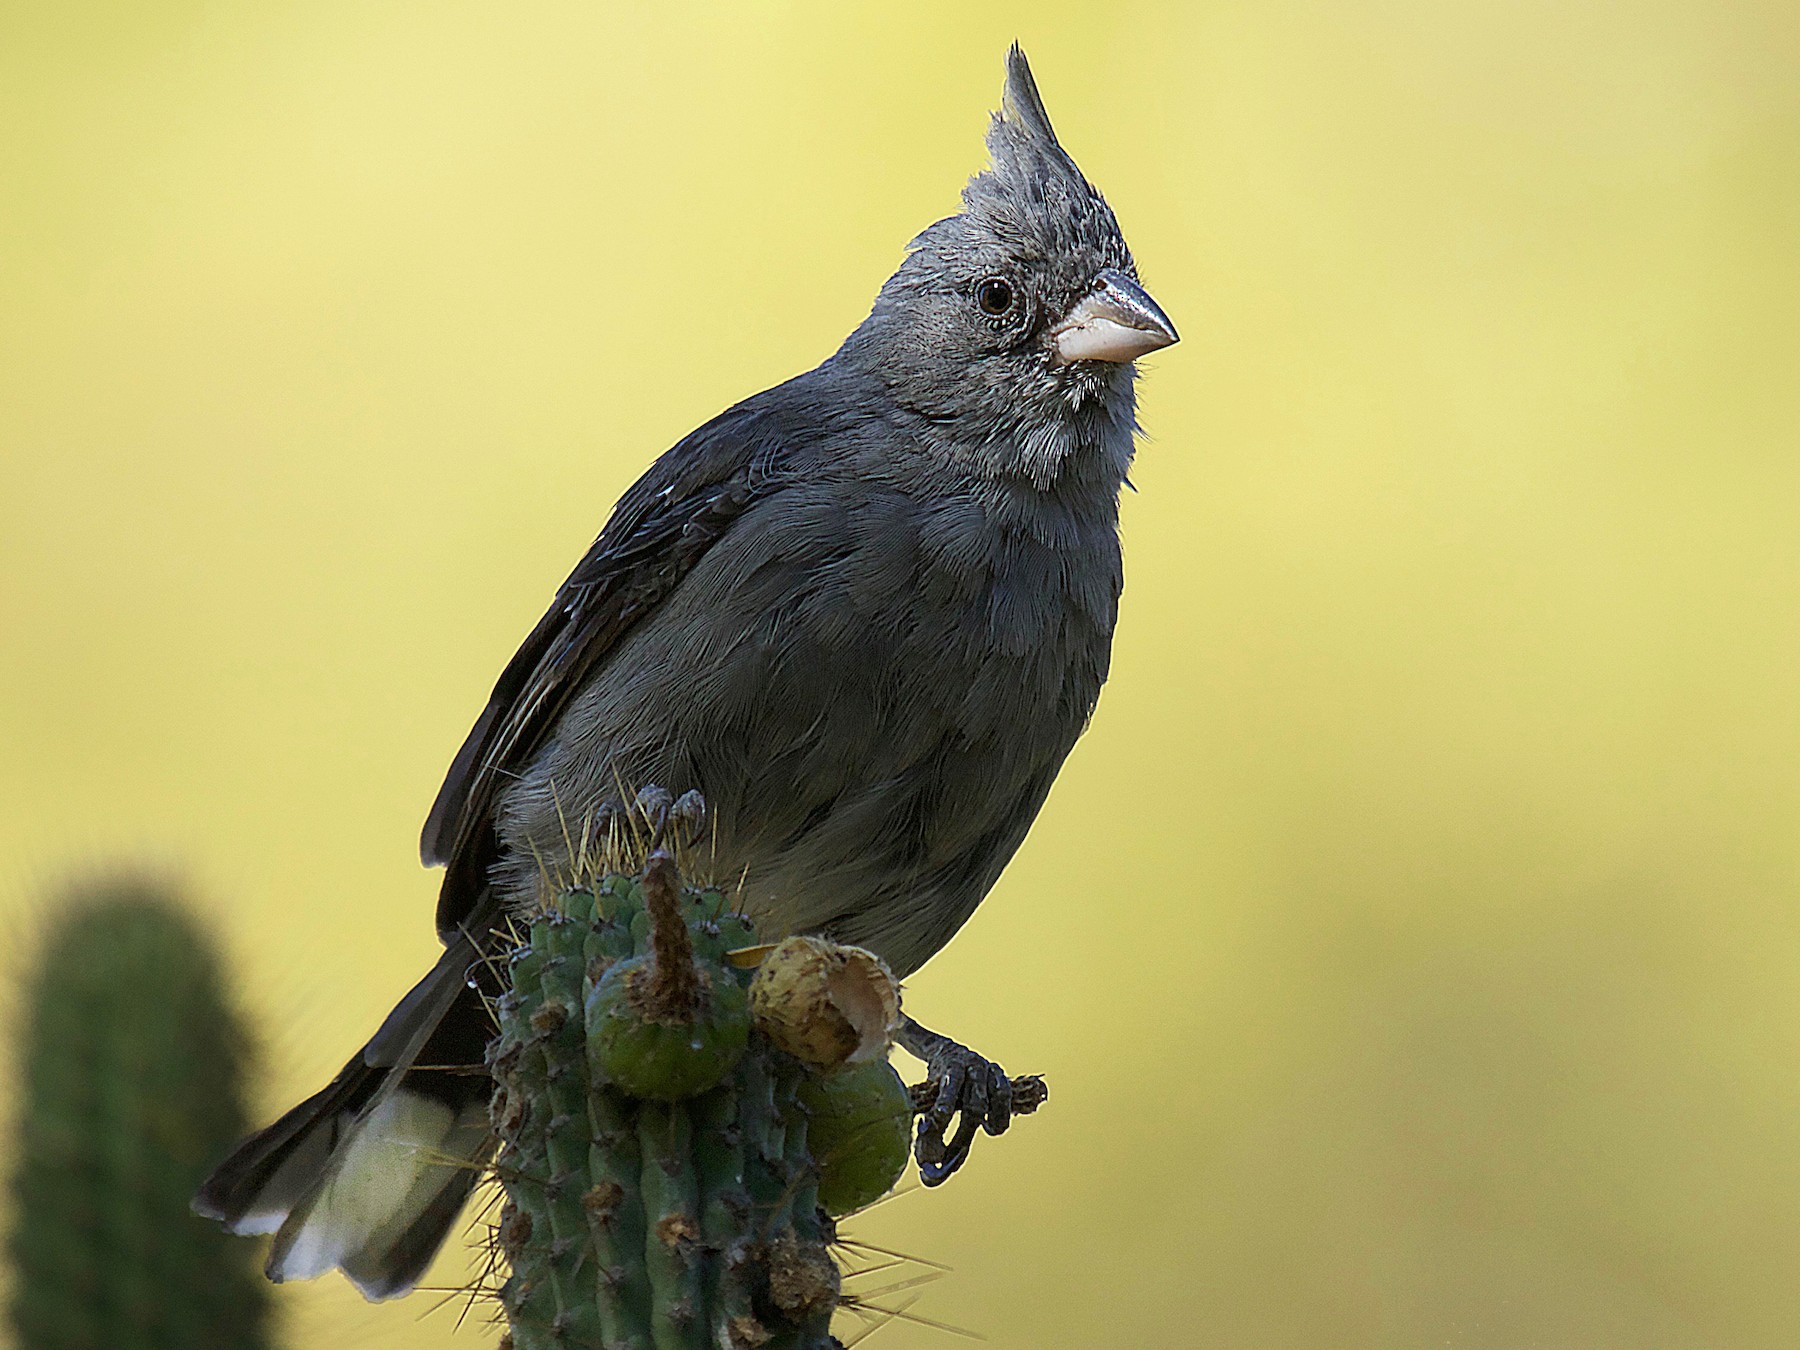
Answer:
top-left (422, 402), bottom-right (784, 934)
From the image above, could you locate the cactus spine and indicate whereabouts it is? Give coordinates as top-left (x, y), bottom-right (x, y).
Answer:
top-left (490, 853), bottom-right (912, 1350)
top-left (5, 879), bottom-right (273, 1350)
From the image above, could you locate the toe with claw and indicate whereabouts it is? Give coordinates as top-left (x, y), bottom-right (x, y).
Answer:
top-left (622, 786), bottom-right (709, 850)
top-left (897, 1014), bottom-right (1047, 1186)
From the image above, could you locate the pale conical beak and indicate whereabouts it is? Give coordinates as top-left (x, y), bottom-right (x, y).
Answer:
top-left (1049, 268), bottom-right (1179, 365)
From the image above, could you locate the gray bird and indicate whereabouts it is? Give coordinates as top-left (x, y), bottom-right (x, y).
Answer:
top-left (194, 45), bottom-right (1176, 1300)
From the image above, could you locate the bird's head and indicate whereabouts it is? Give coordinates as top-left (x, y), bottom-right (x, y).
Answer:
top-left (840, 45), bottom-right (1177, 485)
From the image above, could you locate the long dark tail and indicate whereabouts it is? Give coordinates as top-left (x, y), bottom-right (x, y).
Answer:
top-left (193, 910), bottom-right (501, 1301)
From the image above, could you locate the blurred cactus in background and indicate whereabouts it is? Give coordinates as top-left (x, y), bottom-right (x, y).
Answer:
top-left (5, 878), bottom-right (274, 1350)
top-left (489, 844), bottom-right (913, 1350)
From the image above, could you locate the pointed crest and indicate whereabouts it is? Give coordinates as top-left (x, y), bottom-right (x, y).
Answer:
top-left (1000, 43), bottom-right (1062, 155)
top-left (980, 44), bottom-right (1087, 206)
top-left (940, 45), bottom-right (1130, 273)
top-left (881, 42), bottom-right (1135, 319)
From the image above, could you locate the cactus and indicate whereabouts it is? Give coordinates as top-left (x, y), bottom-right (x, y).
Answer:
top-left (5, 878), bottom-right (273, 1350)
top-left (488, 849), bottom-right (913, 1350)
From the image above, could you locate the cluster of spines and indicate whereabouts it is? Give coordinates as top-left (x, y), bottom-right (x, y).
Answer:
top-left (489, 872), bottom-right (841, 1350)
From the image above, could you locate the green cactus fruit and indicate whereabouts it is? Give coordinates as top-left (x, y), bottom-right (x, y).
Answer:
top-left (490, 848), bottom-right (891, 1350)
top-left (796, 1059), bottom-right (914, 1217)
top-left (587, 958), bottom-right (750, 1100)
top-left (585, 856), bottom-right (750, 1101)
top-left (6, 877), bottom-right (274, 1350)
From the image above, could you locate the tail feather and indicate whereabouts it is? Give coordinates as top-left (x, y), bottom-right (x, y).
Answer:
top-left (194, 910), bottom-right (501, 1301)
top-left (267, 1086), bottom-right (491, 1299)
top-left (340, 1121), bottom-right (491, 1298)
top-left (191, 1051), bottom-right (380, 1236)
top-left (365, 913), bottom-right (497, 1071)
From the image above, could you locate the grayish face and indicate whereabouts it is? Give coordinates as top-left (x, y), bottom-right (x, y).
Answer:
top-left (841, 46), bottom-right (1177, 475)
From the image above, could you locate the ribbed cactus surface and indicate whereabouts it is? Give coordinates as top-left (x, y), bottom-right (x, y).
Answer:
top-left (6, 879), bottom-right (273, 1350)
top-left (490, 854), bottom-right (911, 1350)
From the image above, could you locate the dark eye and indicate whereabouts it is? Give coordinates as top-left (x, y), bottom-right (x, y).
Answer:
top-left (975, 277), bottom-right (1015, 316)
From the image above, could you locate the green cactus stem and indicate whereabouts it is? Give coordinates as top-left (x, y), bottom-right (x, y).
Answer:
top-left (5, 878), bottom-right (274, 1350)
top-left (489, 848), bottom-right (908, 1350)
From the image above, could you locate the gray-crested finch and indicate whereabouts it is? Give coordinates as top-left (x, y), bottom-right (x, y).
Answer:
top-left (195, 45), bottom-right (1177, 1300)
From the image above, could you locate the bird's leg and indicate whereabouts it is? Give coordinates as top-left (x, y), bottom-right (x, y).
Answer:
top-left (896, 1014), bottom-right (1047, 1186)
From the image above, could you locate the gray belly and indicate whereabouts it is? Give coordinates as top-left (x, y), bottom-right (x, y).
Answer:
top-left (493, 485), bottom-right (1118, 976)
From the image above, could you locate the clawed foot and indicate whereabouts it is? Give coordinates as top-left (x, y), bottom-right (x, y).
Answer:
top-left (606, 786), bottom-right (709, 850)
top-left (897, 1014), bottom-right (1047, 1186)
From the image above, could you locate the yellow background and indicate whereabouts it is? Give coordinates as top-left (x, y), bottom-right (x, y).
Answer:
top-left (4, 2), bottom-right (1798, 1346)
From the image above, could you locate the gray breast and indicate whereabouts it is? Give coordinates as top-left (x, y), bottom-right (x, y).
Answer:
top-left (494, 465), bottom-right (1122, 976)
